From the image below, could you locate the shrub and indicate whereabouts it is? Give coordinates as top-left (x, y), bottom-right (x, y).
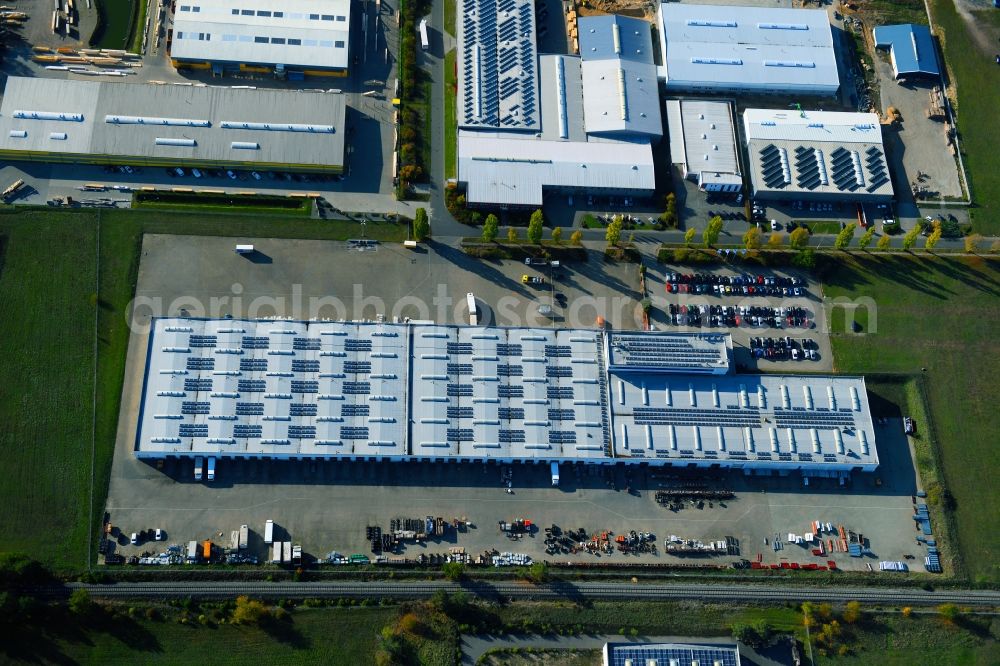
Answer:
top-left (605, 216), bottom-right (623, 246)
top-left (551, 226), bottom-right (563, 243)
top-left (481, 214), bottom-right (499, 242)
top-left (527, 209), bottom-right (544, 244)
top-left (743, 226), bottom-right (762, 250)
top-left (570, 230), bottom-right (583, 246)
top-left (413, 207), bottom-right (430, 241)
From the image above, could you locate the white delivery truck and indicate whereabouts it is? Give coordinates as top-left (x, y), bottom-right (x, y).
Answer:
top-left (235, 244), bottom-right (254, 254)
top-left (550, 462), bottom-right (560, 486)
top-left (207, 457), bottom-right (216, 480)
top-left (419, 18), bottom-right (429, 51)
top-left (194, 456), bottom-right (204, 480)
top-left (264, 519), bottom-right (274, 544)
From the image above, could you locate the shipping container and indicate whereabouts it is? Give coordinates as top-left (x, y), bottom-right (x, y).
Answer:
top-left (282, 541), bottom-right (291, 563)
top-left (272, 542), bottom-right (282, 563)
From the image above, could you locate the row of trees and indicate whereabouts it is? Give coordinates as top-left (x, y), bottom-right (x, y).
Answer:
top-left (723, 221), bottom-right (996, 254)
top-left (479, 209), bottom-right (583, 246)
top-left (396, 0), bottom-right (433, 191)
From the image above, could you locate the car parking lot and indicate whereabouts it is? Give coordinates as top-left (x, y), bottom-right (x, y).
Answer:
top-left (646, 265), bottom-right (832, 372)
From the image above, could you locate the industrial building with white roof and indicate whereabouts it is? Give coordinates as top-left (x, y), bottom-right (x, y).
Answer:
top-left (135, 318), bottom-right (879, 475)
top-left (657, 2), bottom-right (840, 95)
top-left (743, 108), bottom-right (893, 202)
top-left (665, 98), bottom-right (742, 192)
top-left (170, 0), bottom-right (352, 75)
top-left (0, 77), bottom-right (346, 172)
top-left (456, 8), bottom-right (661, 207)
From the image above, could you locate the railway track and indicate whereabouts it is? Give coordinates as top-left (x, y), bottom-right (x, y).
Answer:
top-left (56, 580), bottom-right (1000, 607)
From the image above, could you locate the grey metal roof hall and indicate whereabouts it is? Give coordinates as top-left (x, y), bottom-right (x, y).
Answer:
top-left (743, 108), bottom-right (892, 202)
top-left (0, 77), bottom-right (345, 170)
top-left (873, 24), bottom-right (940, 79)
top-left (577, 14), bottom-right (654, 65)
top-left (578, 14), bottom-right (662, 138)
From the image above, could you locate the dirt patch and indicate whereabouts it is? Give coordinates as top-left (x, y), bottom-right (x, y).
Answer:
top-left (951, 0), bottom-right (997, 53)
top-left (576, 0), bottom-right (658, 20)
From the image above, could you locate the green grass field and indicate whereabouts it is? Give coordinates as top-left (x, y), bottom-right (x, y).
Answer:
top-left (814, 612), bottom-right (998, 665)
top-left (823, 254), bottom-right (1000, 583)
top-left (445, 48), bottom-right (457, 180)
top-left (11, 606), bottom-right (394, 665)
top-left (930, 0), bottom-right (1000, 234)
top-left (445, 0), bottom-right (456, 37)
top-left (495, 601), bottom-right (806, 641)
top-left (0, 208), bottom-right (405, 573)
top-left (0, 210), bottom-right (99, 572)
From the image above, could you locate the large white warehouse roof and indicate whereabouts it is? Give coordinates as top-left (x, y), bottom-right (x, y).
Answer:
top-left (657, 3), bottom-right (839, 95)
top-left (170, 0), bottom-right (351, 70)
top-left (135, 319), bottom-right (879, 473)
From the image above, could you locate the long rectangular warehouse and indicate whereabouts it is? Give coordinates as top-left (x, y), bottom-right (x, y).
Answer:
top-left (134, 318), bottom-right (879, 474)
top-left (0, 77), bottom-right (345, 172)
top-left (657, 2), bottom-right (839, 95)
top-left (170, 0), bottom-right (351, 75)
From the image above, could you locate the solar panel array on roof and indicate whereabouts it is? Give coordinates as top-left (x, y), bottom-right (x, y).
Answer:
top-left (605, 642), bottom-right (741, 666)
top-left (137, 321), bottom-right (878, 472)
top-left (743, 108), bottom-right (893, 201)
top-left (458, 0), bottom-right (539, 130)
top-left (607, 332), bottom-right (731, 373)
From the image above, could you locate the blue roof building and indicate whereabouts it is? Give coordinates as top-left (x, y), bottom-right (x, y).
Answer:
top-left (873, 24), bottom-right (940, 79)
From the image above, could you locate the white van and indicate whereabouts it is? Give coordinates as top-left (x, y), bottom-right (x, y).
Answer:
top-left (194, 456), bottom-right (204, 480)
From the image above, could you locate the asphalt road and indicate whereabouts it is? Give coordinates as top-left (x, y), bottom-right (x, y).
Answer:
top-left (58, 580), bottom-right (1000, 607)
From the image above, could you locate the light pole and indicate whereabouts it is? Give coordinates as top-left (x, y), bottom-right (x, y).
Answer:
top-left (361, 221), bottom-right (367, 239)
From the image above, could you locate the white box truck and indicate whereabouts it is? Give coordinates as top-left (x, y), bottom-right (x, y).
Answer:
top-left (550, 462), bottom-right (560, 486)
top-left (271, 542), bottom-right (282, 564)
top-left (264, 519), bottom-right (274, 544)
top-left (235, 244), bottom-right (254, 254)
top-left (239, 524), bottom-right (249, 550)
top-left (419, 18), bottom-right (429, 51)
top-left (186, 540), bottom-right (198, 563)
top-left (194, 456), bottom-right (203, 480)
top-left (207, 457), bottom-right (216, 480)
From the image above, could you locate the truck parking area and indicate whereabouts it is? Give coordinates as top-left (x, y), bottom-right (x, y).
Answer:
top-left (103, 415), bottom-right (928, 572)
